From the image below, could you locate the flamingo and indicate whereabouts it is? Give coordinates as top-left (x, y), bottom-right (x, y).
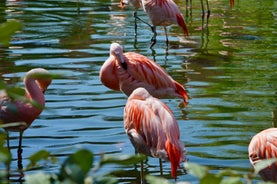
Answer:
top-left (0, 68), bottom-right (52, 159)
top-left (99, 43), bottom-right (189, 106)
top-left (248, 128), bottom-right (277, 182)
top-left (124, 87), bottom-right (186, 180)
top-left (120, 0), bottom-right (189, 48)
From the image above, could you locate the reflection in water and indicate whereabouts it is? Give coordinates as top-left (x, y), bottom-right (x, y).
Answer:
top-left (0, 0), bottom-right (276, 183)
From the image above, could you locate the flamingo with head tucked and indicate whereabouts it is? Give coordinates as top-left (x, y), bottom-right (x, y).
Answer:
top-left (124, 87), bottom-right (186, 181)
top-left (100, 42), bottom-right (189, 106)
top-left (248, 128), bottom-right (277, 183)
top-left (0, 68), bottom-right (52, 159)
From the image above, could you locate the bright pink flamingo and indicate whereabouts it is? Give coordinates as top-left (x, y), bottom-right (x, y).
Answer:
top-left (248, 128), bottom-right (277, 182)
top-left (124, 87), bottom-right (186, 180)
top-left (0, 68), bottom-right (52, 159)
top-left (120, 0), bottom-right (189, 48)
top-left (100, 43), bottom-right (189, 106)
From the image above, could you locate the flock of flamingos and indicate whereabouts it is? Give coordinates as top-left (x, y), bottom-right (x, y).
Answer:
top-left (0, 0), bottom-right (276, 183)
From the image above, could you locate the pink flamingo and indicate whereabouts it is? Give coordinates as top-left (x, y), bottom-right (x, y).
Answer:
top-left (120, 0), bottom-right (189, 48)
top-left (100, 42), bottom-right (189, 106)
top-left (0, 68), bottom-right (52, 159)
top-left (248, 128), bottom-right (277, 182)
top-left (124, 87), bottom-right (186, 180)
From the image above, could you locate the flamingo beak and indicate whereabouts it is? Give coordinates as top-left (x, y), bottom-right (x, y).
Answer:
top-left (115, 51), bottom-right (127, 70)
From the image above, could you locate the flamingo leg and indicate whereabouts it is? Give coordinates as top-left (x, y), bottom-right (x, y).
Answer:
top-left (159, 158), bottom-right (163, 177)
top-left (206, 0), bottom-right (210, 19)
top-left (140, 160), bottom-right (145, 184)
top-left (150, 26), bottom-right (157, 48)
top-left (133, 11), bottom-right (138, 34)
top-left (185, 0), bottom-right (188, 9)
top-left (134, 12), bottom-right (153, 29)
top-left (200, 0), bottom-right (205, 20)
top-left (164, 27), bottom-right (169, 48)
top-left (17, 131), bottom-right (23, 162)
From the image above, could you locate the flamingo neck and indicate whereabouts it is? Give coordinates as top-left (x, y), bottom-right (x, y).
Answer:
top-left (24, 78), bottom-right (45, 108)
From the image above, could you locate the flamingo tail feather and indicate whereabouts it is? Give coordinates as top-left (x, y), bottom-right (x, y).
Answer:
top-left (176, 13), bottom-right (189, 36)
top-left (165, 140), bottom-right (181, 180)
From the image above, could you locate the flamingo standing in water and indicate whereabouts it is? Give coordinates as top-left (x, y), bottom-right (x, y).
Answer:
top-left (120, 0), bottom-right (189, 48)
top-left (100, 43), bottom-right (189, 106)
top-left (248, 128), bottom-right (277, 182)
top-left (0, 68), bottom-right (52, 159)
top-left (124, 87), bottom-right (186, 180)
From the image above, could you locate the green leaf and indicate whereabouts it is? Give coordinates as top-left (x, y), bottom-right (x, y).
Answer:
top-left (25, 172), bottom-right (55, 184)
top-left (6, 86), bottom-right (25, 100)
top-left (0, 147), bottom-right (12, 164)
top-left (184, 162), bottom-right (209, 179)
top-left (146, 175), bottom-right (172, 184)
top-left (220, 177), bottom-right (244, 184)
top-left (92, 175), bottom-right (118, 184)
top-left (27, 150), bottom-right (52, 168)
top-left (200, 173), bottom-right (222, 184)
top-left (0, 20), bottom-right (22, 47)
top-left (0, 80), bottom-right (6, 90)
top-left (218, 169), bottom-right (244, 178)
top-left (100, 154), bottom-right (146, 166)
top-left (0, 132), bottom-right (8, 146)
top-left (60, 149), bottom-right (93, 183)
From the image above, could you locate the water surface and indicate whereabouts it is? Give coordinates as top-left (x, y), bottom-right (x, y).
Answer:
top-left (0, 0), bottom-right (277, 183)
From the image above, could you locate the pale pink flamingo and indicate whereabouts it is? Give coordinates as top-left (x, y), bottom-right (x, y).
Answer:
top-left (100, 43), bottom-right (189, 106)
top-left (120, 0), bottom-right (189, 48)
top-left (248, 128), bottom-right (277, 182)
top-left (0, 68), bottom-right (52, 159)
top-left (124, 87), bottom-right (186, 180)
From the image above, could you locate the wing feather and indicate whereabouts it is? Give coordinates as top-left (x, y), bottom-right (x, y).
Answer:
top-left (123, 52), bottom-right (175, 89)
top-left (124, 97), bottom-right (167, 157)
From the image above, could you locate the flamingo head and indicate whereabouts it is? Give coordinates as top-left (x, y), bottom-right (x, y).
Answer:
top-left (110, 43), bottom-right (127, 69)
top-left (25, 68), bottom-right (52, 93)
top-left (129, 87), bottom-right (151, 101)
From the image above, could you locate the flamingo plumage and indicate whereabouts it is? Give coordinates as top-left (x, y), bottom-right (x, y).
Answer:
top-left (100, 43), bottom-right (189, 106)
top-left (0, 68), bottom-right (52, 158)
top-left (248, 128), bottom-right (277, 182)
top-left (124, 87), bottom-right (185, 180)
